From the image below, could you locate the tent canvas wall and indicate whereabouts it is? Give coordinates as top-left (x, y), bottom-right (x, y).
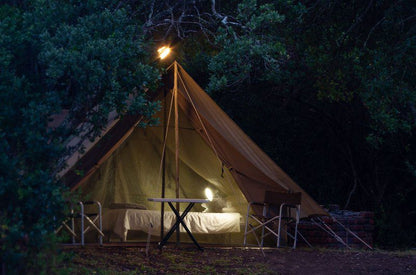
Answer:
top-left (61, 62), bottom-right (327, 243)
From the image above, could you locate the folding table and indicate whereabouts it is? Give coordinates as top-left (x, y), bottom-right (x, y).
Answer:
top-left (148, 198), bottom-right (210, 250)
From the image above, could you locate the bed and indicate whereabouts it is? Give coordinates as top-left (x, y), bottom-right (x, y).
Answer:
top-left (102, 208), bottom-right (241, 241)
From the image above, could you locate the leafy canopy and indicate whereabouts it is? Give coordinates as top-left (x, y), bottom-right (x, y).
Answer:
top-left (0, 0), bottom-right (159, 272)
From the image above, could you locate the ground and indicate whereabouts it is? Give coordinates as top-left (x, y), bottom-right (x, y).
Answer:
top-left (61, 245), bottom-right (416, 274)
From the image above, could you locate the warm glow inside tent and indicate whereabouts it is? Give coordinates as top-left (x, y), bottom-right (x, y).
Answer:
top-left (61, 62), bottom-right (327, 244)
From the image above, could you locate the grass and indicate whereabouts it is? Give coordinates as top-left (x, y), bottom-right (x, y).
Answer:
top-left (59, 246), bottom-right (275, 274)
top-left (57, 245), bottom-right (416, 274)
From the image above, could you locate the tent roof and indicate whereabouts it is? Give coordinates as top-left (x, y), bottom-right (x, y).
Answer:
top-left (61, 62), bottom-right (327, 218)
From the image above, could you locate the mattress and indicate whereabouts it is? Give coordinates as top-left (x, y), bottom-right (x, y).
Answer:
top-left (102, 209), bottom-right (241, 241)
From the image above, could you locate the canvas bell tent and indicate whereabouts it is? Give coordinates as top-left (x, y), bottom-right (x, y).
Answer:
top-left (60, 62), bottom-right (327, 244)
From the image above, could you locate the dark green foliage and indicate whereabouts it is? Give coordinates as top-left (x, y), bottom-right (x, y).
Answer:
top-left (202, 0), bottom-right (415, 248)
top-left (0, 1), bottom-right (159, 273)
top-left (207, 0), bottom-right (288, 93)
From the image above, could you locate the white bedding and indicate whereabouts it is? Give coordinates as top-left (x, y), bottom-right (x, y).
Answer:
top-left (102, 209), bottom-right (241, 241)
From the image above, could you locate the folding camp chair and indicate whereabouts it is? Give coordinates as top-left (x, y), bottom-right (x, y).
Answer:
top-left (55, 201), bottom-right (104, 246)
top-left (243, 191), bottom-right (301, 250)
top-left (79, 201), bottom-right (104, 245)
top-left (55, 207), bottom-right (77, 243)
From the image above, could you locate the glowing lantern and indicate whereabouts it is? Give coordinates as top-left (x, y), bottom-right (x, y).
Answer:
top-left (158, 46), bottom-right (171, 59)
top-left (204, 188), bottom-right (214, 201)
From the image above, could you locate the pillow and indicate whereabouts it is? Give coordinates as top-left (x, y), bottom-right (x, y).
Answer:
top-left (109, 202), bottom-right (146, 210)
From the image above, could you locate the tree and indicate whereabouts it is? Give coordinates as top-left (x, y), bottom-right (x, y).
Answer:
top-left (203, 0), bottom-right (416, 247)
top-left (0, 1), bottom-right (159, 272)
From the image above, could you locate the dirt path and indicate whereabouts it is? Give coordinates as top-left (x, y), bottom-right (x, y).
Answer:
top-left (64, 246), bottom-right (416, 274)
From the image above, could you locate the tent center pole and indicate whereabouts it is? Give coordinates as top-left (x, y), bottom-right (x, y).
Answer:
top-left (174, 61), bottom-right (180, 245)
top-left (160, 87), bottom-right (167, 241)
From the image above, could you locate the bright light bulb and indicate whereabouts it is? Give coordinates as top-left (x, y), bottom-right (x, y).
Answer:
top-left (158, 46), bottom-right (171, 59)
top-left (205, 188), bottom-right (213, 201)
